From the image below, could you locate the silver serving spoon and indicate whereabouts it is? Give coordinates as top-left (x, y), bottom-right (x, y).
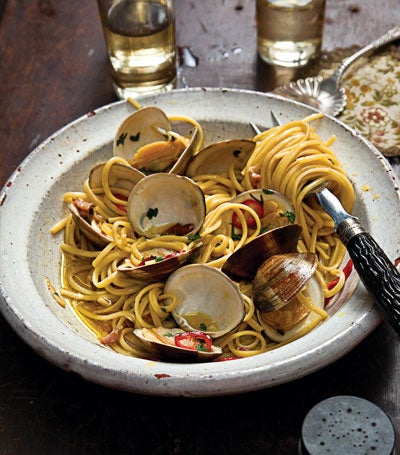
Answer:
top-left (251, 114), bottom-right (400, 336)
top-left (273, 24), bottom-right (400, 117)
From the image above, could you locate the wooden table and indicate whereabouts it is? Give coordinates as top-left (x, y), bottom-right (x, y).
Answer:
top-left (1, 1), bottom-right (399, 453)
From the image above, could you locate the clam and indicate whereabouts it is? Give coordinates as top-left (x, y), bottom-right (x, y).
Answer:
top-left (253, 252), bottom-right (318, 313)
top-left (164, 264), bottom-right (245, 338)
top-left (68, 200), bottom-right (112, 247)
top-left (117, 243), bottom-right (203, 282)
top-left (127, 173), bottom-right (206, 239)
top-left (68, 161), bottom-right (144, 247)
top-left (222, 224), bottom-right (302, 282)
top-left (88, 161), bottom-right (145, 189)
top-left (113, 106), bottom-right (200, 174)
top-left (186, 138), bottom-right (255, 178)
top-left (258, 275), bottom-right (325, 342)
top-left (133, 326), bottom-right (223, 362)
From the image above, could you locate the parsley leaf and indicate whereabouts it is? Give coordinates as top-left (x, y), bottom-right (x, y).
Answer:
top-left (116, 132), bottom-right (128, 146)
top-left (129, 132), bottom-right (140, 142)
top-left (146, 207), bottom-right (158, 219)
top-left (280, 211), bottom-right (295, 223)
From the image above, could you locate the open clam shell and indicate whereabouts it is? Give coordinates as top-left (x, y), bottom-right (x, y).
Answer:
top-left (68, 161), bottom-right (145, 248)
top-left (113, 106), bottom-right (200, 174)
top-left (186, 138), bottom-right (255, 178)
top-left (165, 264), bottom-right (245, 338)
top-left (257, 276), bottom-right (324, 342)
top-left (117, 243), bottom-right (202, 282)
top-left (68, 202), bottom-right (112, 247)
top-left (127, 173), bottom-right (206, 239)
top-left (133, 327), bottom-right (223, 362)
top-left (222, 224), bottom-right (302, 282)
top-left (88, 161), bottom-right (145, 190)
top-left (253, 252), bottom-right (318, 312)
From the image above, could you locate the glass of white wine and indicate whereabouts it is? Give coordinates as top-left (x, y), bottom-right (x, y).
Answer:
top-left (97, 0), bottom-right (177, 99)
top-left (256, 0), bottom-right (326, 67)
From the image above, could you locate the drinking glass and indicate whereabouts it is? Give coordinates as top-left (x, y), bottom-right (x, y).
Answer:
top-left (256, 0), bottom-right (326, 67)
top-left (97, 0), bottom-right (177, 99)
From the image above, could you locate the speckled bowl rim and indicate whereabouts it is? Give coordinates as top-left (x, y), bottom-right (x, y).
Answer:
top-left (1, 88), bottom-right (399, 397)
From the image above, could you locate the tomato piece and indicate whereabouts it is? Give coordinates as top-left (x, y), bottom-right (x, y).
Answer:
top-left (232, 199), bottom-right (264, 229)
top-left (174, 331), bottom-right (213, 352)
top-left (325, 259), bottom-right (354, 305)
top-left (113, 193), bottom-right (128, 213)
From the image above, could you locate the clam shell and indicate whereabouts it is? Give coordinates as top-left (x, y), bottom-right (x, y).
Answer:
top-left (186, 139), bottom-right (255, 178)
top-left (113, 106), bottom-right (200, 174)
top-left (258, 275), bottom-right (324, 342)
top-left (134, 327), bottom-right (222, 362)
top-left (117, 243), bottom-right (202, 282)
top-left (253, 252), bottom-right (318, 312)
top-left (68, 202), bottom-right (111, 247)
top-left (68, 162), bottom-right (144, 247)
top-left (221, 224), bottom-right (302, 282)
top-left (113, 106), bottom-right (171, 162)
top-left (165, 264), bottom-right (245, 338)
top-left (127, 173), bottom-right (206, 238)
top-left (88, 161), bottom-right (145, 190)
top-left (168, 127), bottom-right (200, 175)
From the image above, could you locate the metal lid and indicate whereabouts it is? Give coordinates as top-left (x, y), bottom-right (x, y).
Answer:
top-left (299, 395), bottom-right (396, 455)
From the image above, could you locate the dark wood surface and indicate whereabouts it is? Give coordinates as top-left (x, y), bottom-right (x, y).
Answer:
top-left (1, 1), bottom-right (399, 453)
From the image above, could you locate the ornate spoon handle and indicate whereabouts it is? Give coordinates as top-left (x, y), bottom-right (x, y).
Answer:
top-left (316, 188), bottom-right (400, 336)
top-left (321, 24), bottom-right (400, 90)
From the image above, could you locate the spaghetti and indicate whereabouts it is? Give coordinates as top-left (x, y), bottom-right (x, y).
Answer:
top-left (51, 111), bottom-right (354, 361)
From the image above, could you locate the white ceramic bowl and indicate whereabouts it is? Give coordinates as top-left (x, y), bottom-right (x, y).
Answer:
top-left (1, 88), bottom-right (399, 396)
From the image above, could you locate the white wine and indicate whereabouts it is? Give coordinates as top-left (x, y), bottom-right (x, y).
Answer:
top-left (99, 0), bottom-right (176, 99)
top-left (256, 0), bottom-right (325, 67)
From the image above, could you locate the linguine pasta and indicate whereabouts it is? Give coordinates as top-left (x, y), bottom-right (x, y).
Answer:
top-left (50, 112), bottom-right (354, 360)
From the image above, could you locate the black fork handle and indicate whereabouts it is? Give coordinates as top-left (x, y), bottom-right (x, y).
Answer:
top-left (316, 187), bottom-right (400, 337)
top-left (337, 219), bottom-right (400, 336)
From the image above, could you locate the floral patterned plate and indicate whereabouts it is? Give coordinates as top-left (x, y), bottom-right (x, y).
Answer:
top-left (321, 45), bottom-right (400, 158)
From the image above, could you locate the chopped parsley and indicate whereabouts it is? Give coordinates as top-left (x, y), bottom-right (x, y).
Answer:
top-left (187, 233), bottom-right (201, 242)
top-left (262, 189), bottom-right (275, 195)
top-left (280, 211), bottom-right (295, 223)
top-left (199, 322), bottom-right (207, 331)
top-left (230, 224), bottom-right (242, 240)
top-left (116, 132), bottom-right (128, 146)
top-left (146, 207), bottom-right (158, 219)
top-left (129, 132), bottom-right (140, 142)
top-left (250, 192), bottom-right (264, 205)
